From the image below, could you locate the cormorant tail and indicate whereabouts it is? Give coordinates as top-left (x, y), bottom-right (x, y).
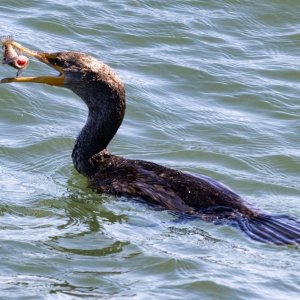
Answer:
top-left (237, 214), bottom-right (300, 245)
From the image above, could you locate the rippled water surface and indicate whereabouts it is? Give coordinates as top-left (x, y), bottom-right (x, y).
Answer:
top-left (0, 1), bottom-right (300, 299)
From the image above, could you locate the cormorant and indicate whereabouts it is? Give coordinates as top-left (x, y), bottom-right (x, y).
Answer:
top-left (1, 40), bottom-right (300, 245)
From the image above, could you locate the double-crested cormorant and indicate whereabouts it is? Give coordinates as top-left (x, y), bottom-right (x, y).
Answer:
top-left (1, 41), bottom-right (300, 245)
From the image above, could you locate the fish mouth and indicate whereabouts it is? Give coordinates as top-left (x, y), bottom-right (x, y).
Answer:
top-left (1, 41), bottom-right (65, 86)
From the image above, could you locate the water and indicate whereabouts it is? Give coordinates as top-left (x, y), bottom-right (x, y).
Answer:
top-left (0, 1), bottom-right (300, 299)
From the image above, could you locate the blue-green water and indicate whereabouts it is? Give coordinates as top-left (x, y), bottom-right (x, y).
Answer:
top-left (0, 1), bottom-right (300, 299)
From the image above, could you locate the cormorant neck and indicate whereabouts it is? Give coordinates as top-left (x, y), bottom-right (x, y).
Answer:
top-left (68, 65), bottom-right (125, 176)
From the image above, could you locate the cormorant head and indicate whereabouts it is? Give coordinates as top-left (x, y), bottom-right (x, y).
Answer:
top-left (1, 40), bottom-right (125, 111)
top-left (0, 41), bottom-right (108, 88)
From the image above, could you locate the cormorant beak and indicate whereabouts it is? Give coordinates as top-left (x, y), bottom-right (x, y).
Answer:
top-left (0, 41), bottom-right (64, 86)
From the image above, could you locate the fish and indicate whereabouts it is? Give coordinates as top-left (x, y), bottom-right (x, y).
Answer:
top-left (1, 36), bottom-right (29, 77)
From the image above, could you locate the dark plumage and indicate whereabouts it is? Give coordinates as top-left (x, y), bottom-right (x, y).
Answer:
top-left (2, 41), bottom-right (300, 245)
top-left (89, 150), bottom-right (252, 215)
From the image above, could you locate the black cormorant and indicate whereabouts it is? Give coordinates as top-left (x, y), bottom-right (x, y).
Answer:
top-left (1, 40), bottom-right (300, 245)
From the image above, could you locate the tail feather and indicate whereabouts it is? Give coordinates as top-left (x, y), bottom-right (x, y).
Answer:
top-left (250, 219), bottom-right (294, 245)
top-left (186, 207), bottom-right (300, 245)
top-left (238, 214), bottom-right (300, 245)
top-left (252, 216), bottom-right (300, 239)
top-left (237, 218), bottom-right (271, 243)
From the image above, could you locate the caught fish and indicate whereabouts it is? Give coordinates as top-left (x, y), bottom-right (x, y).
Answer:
top-left (1, 36), bottom-right (29, 77)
